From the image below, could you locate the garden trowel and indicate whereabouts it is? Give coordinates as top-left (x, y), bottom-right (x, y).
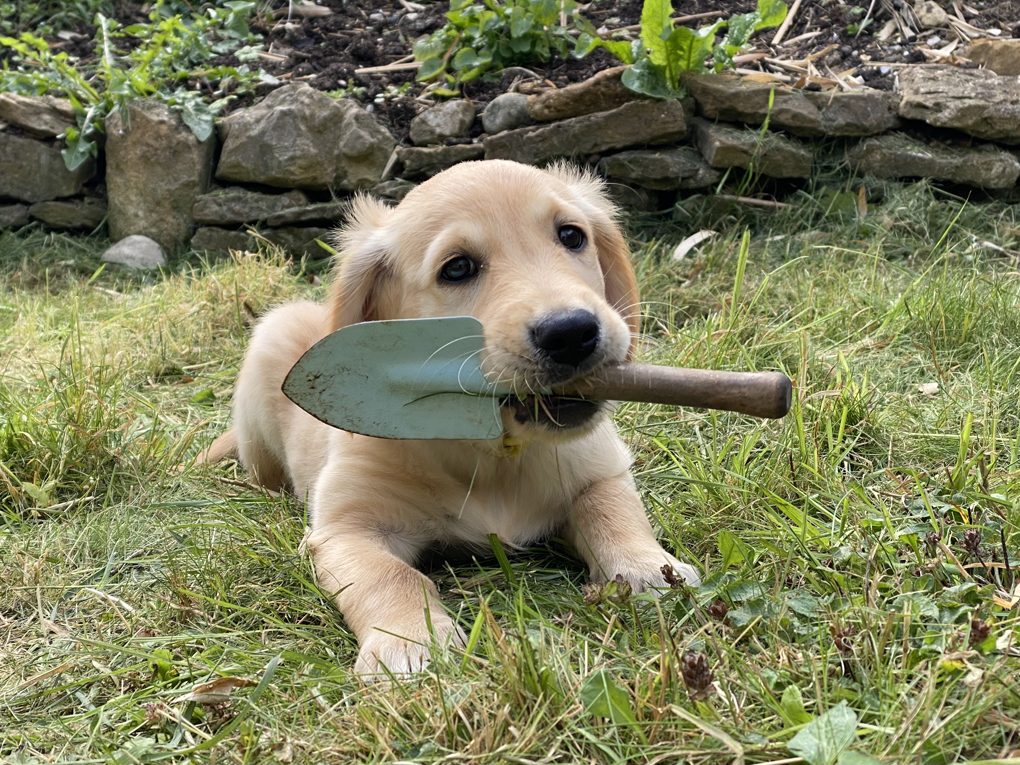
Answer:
top-left (282, 317), bottom-right (793, 440)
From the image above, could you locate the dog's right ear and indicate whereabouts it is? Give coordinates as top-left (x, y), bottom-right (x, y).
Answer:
top-left (328, 195), bottom-right (395, 331)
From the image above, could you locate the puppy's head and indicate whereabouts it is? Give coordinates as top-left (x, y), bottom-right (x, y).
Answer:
top-left (328, 160), bottom-right (639, 443)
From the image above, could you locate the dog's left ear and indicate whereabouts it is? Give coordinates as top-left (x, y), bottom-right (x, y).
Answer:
top-left (550, 164), bottom-right (641, 358)
top-left (327, 195), bottom-right (396, 331)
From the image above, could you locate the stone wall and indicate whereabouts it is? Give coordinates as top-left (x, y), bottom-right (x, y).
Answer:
top-left (2, 56), bottom-right (1019, 267)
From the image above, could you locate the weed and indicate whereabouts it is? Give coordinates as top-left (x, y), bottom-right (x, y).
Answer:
top-left (414, 0), bottom-right (586, 91)
top-left (580, 0), bottom-right (788, 98)
top-left (0, 3), bottom-right (271, 170)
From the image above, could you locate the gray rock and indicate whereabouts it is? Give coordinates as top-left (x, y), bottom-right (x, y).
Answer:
top-left (526, 67), bottom-right (643, 121)
top-left (29, 198), bottom-right (107, 230)
top-left (191, 227), bottom-right (256, 255)
top-left (102, 235), bottom-right (167, 269)
top-left (686, 73), bottom-right (900, 136)
top-left (397, 144), bottom-right (485, 179)
top-left (193, 188), bottom-right (309, 226)
top-left (106, 100), bottom-right (215, 252)
top-left (334, 102), bottom-right (397, 191)
top-left (216, 84), bottom-right (341, 188)
top-left (264, 226), bottom-right (333, 258)
top-left (216, 84), bottom-right (395, 190)
top-left (597, 147), bottom-right (721, 190)
top-left (372, 179), bottom-right (417, 202)
top-left (690, 118), bottom-right (813, 179)
top-left (484, 99), bottom-right (687, 165)
top-left (847, 133), bottom-right (1020, 188)
top-left (0, 203), bottom-right (31, 229)
top-left (914, 0), bottom-right (948, 28)
top-left (0, 132), bottom-right (96, 203)
top-left (963, 39), bottom-right (1020, 76)
top-left (805, 89), bottom-right (902, 136)
top-left (409, 100), bottom-right (475, 146)
top-left (0, 93), bottom-right (76, 138)
top-left (897, 67), bottom-right (1020, 144)
top-left (482, 93), bottom-right (533, 135)
top-left (267, 201), bottom-right (345, 227)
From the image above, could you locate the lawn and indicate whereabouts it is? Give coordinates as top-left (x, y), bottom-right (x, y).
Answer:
top-left (2, 181), bottom-right (1019, 764)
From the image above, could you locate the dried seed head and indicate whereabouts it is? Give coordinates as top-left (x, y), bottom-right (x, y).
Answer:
top-left (680, 651), bottom-right (714, 696)
top-left (963, 529), bottom-right (982, 557)
top-left (661, 564), bottom-right (684, 589)
top-left (581, 582), bottom-right (603, 606)
top-left (707, 599), bottom-right (729, 620)
top-left (969, 617), bottom-right (991, 646)
top-left (830, 624), bottom-right (856, 655)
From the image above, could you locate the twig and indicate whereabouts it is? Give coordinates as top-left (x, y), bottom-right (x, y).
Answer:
top-left (948, 17), bottom-right (984, 39)
top-left (353, 60), bottom-right (422, 75)
top-left (714, 195), bottom-right (791, 209)
top-left (732, 52), bottom-right (769, 64)
top-left (772, 0), bottom-right (804, 46)
top-left (765, 44), bottom-right (838, 73)
top-left (938, 542), bottom-right (972, 579)
top-left (781, 29), bottom-right (826, 46)
top-left (273, 3), bottom-right (331, 17)
top-left (256, 51), bottom-right (290, 63)
top-left (734, 68), bottom-right (793, 82)
top-left (875, 18), bottom-right (897, 40)
top-left (825, 64), bottom-right (859, 91)
top-left (765, 58), bottom-right (808, 73)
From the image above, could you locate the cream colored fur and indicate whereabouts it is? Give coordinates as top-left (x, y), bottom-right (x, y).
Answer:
top-left (205, 160), bottom-right (700, 678)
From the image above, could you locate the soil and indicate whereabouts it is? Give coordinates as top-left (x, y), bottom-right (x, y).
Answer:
top-left (5, 0), bottom-right (1020, 142)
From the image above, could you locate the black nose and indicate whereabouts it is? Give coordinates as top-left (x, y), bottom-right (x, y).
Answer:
top-left (530, 309), bottom-right (601, 369)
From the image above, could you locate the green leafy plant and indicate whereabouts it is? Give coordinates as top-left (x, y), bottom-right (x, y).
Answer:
top-left (579, 0), bottom-right (788, 98)
top-left (413, 0), bottom-right (586, 89)
top-left (0, 0), bottom-right (116, 35)
top-left (0, 2), bottom-right (270, 170)
top-left (845, 7), bottom-right (873, 37)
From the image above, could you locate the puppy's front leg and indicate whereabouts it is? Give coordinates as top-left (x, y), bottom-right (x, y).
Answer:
top-left (564, 473), bottom-right (701, 591)
top-left (307, 523), bottom-right (465, 678)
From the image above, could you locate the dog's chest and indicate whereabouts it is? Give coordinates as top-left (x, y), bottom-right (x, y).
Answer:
top-left (444, 483), bottom-right (565, 548)
top-left (424, 451), bottom-right (579, 548)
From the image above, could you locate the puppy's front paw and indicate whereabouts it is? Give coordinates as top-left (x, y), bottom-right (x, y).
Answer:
top-left (596, 550), bottom-right (701, 593)
top-left (354, 616), bottom-right (467, 681)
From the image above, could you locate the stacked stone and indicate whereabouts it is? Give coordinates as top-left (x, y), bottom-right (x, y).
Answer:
top-left (0, 93), bottom-right (101, 232)
top-left (3, 47), bottom-right (1020, 260)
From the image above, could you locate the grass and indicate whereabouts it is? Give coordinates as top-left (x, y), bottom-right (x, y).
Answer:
top-left (2, 181), bottom-right (1020, 764)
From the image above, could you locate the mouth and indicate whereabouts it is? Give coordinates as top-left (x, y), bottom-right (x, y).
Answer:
top-left (501, 393), bottom-right (605, 430)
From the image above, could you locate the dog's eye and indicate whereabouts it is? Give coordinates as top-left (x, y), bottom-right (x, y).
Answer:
top-left (439, 255), bottom-right (479, 283)
top-left (558, 225), bottom-right (586, 251)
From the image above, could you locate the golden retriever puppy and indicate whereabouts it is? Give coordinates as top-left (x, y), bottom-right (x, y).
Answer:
top-left (205, 160), bottom-right (700, 677)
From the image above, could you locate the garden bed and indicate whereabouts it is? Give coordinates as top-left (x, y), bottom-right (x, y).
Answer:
top-left (4, 0), bottom-right (1018, 142)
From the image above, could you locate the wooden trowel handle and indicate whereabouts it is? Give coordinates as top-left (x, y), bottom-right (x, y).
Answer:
top-left (563, 364), bottom-right (793, 420)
